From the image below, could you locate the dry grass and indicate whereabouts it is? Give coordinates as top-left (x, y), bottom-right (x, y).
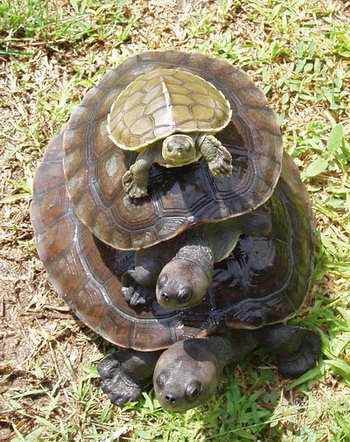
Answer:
top-left (1, 0), bottom-right (349, 440)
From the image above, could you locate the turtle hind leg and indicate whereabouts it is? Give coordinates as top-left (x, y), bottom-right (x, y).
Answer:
top-left (253, 324), bottom-right (322, 378)
top-left (98, 349), bottom-right (162, 406)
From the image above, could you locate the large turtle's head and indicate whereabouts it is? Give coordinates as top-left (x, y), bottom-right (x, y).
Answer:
top-left (162, 134), bottom-right (198, 166)
top-left (153, 340), bottom-right (219, 412)
top-left (156, 259), bottom-right (210, 310)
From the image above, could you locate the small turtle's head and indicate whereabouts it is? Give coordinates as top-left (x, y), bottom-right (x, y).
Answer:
top-left (156, 259), bottom-right (210, 310)
top-left (153, 340), bottom-right (218, 412)
top-left (162, 134), bottom-right (197, 166)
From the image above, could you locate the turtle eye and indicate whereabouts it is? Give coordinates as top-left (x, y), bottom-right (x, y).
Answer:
top-left (178, 286), bottom-right (192, 303)
top-left (158, 274), bottom-right (169, 288)
top-left (185, 381), bottom-right (201, 401)
top-left (156, 371), bottom-right (169, 389)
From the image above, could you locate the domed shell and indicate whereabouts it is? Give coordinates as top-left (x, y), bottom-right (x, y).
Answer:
top-left (31, 132), bottom-right (314, 351)
top-left (63, 51), bottom-right (283, 251)
top-left (107, 68), bottom-right (232, 151)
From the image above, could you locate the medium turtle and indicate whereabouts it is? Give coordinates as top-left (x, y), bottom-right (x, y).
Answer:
top-left (31, 132), bottom-right (321, 412)
top-left (121, 206), bottom-right (271, 309)
top-left (107, 68), bottom-right (233, 198)
top-left (63, 50), bottom-right (283, 251)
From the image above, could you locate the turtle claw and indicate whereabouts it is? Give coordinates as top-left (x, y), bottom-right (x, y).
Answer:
top-left (210, 160), bottom-right (233, 177)
top-left (98, 355), bottom-right (141, 406)
top-left (209, 149), bottom-right (233, 177)
top-left (122, 284), bottom-right (153, 306)
top-left (122, 170), bottom-right (148, 198)
top-left (200, 135), bottom-right (233, 178)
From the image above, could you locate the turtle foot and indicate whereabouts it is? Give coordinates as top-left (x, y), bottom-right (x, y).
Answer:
top-left (277, 330), bottom-right (321, 379)
top-left (121, 270), bottom-right (154, 306)
top-left (209, 155), bottom-right (233, 177)
top-left (122, 170), bottom-right (148, 198)
top-left (98, 354), bottom-right (141, 406)
top-left (201, 135), bottom-right (233, 177)
top-left (122, 283), bottom-right (154, 306)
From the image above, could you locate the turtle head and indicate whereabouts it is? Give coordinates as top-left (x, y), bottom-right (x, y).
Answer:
top-left (162, 134), bottom-right (197, 166)
top-left (153, 340), bottom-right (218, 412)
top-left (156, 259), bottom-right (210, 310)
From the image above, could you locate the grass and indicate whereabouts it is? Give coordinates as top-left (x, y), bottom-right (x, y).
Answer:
top-left (0, 0), bottom-right (349, 440)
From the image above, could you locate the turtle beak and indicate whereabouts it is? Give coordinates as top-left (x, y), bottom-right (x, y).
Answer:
top-left (158, 286), bottom-right (193, 309)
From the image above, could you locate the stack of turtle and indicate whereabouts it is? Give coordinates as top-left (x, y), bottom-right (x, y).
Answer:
top-left (31, 51), bottom-right (321, 413)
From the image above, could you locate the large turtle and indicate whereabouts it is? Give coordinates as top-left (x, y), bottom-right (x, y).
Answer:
top-left (107, 68), bottom-right (234, 198)
top-left (31, 132), bottom-right (321, 412)
top-left (63, 50), bottom-right (283, 251)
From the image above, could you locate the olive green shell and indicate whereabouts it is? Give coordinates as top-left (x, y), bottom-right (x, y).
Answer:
top-left (31, 132), bottom-right (314, 351)
top-left (63, 51), bottom-right (283, 251)
top-left (107, 69), bottom-right (232, 151)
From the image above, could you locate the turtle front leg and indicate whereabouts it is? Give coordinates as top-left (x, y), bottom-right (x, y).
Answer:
top-left (253, 324), bottom-right (322, 378)
top-left (199, 134), bottom-right (233, 177)
top-left (122, 145), bottom-right (160, 198)
top-left (122, 243), bottom-right (169, 306)
top-left (121, 258), bottom-right (163, 306)
top-left (98, 348), bottom-right (162, 406)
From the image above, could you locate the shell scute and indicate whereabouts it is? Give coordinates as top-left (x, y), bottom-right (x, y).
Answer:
top-left (171, 104), bottom-right (196, 125)
top-left (192, 104), bottom-right (215, 121)
top-left (130, 116), bottom-right (154, 136)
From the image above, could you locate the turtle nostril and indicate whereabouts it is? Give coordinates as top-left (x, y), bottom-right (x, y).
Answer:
top-left (161, 292), bottom-right (169, 301)
top-left (165, 394), bottom-right (176, 404)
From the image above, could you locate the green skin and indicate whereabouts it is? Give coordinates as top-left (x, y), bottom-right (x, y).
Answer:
top-left (97, 325), bottom-right (321, 412)
top-left (122, 133), bottom-right (233, 199)
top-left (122, 209), bottom-right (272, 310)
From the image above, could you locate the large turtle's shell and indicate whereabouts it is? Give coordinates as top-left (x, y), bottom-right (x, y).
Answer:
top-left (107, 69), bottom-right (232, 151)
top-left (63, 51), bottom-right (283, 250)
top-left (31, 133), bottom-right (314, 351)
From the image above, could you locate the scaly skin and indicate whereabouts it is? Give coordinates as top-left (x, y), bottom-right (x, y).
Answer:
top-left (97, 325), bottom-right (321, 412)
top-left (121, 133), bottom-right (233, 199)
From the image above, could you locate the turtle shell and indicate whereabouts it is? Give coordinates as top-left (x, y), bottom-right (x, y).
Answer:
top-left (31, 132), bottom-right (314, 351)
top-left (63, 50), bottom-right (283, 250)
top-left (107, 68), bottom-right (232, 151)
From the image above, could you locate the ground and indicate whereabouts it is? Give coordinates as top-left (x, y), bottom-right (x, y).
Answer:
top-left (0, 0), bottom-right (349, 441)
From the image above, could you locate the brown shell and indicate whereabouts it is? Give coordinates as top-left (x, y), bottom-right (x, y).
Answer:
top-left (107, 68), bottom-right (232, 151)
top-left (63, 51), bottom-right (283, 250)
top-left (31, 133), bottom-right (314, 351)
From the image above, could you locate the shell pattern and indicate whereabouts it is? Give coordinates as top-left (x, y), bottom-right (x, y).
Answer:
top-left (107, 69), bottom-right (232, 150)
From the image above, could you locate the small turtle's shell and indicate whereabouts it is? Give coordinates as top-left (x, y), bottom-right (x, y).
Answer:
top-left (31, 133), bottom-right (314, 351)
top-left (107, 69), bottom-right (232, 151)
top-left (63, 51), bottom-right (283, 250)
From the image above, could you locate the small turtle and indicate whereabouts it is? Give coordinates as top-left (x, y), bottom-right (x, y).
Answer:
top-left (107, 69), bottom-right (233, 198)
top-left (63, 50), bottom-right (283, 251)
top-left (31, 132), bottom-right (321, 412)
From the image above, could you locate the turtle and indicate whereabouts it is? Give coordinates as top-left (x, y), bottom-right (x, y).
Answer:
top-left (121, 206), bottom-right (272, 309)
top-left (63, 50), bottom-right (283, 251)
top-left (31, 131), bottom-right (321, 412)
top-left (106, 68), bottom-right (234, 198)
